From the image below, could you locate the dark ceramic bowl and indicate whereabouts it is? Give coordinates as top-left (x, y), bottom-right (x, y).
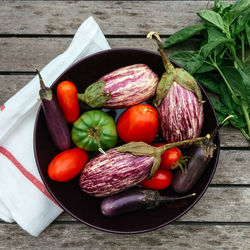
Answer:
top-left (34, 48), bottom-right (220, 234)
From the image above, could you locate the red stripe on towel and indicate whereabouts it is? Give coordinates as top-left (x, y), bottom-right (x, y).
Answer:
top-left (0, 146), bottom-right (59, 206)
top-left (0, 104), bottom-right (5, 111)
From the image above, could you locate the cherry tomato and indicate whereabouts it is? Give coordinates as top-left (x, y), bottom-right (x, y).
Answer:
top-left (117, 104), bottom-right (158, 144)
top-left (57, 81), bottom-right (79, 123)
top-left (153, 143), bottom-right (183, 170)
top-left (48, 148), bottom-right (88, 182)
top-left (140, 169), bottom-right (172, 190)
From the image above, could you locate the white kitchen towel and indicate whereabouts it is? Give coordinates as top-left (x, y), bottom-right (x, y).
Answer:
top-left (0, 16), bottom-right (110, 237)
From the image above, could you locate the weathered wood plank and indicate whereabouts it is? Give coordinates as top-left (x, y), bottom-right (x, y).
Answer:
top-left (0, 37), bottom-right (197, 71)
top-left (0, 223), bottom-right (249, 249)
top-left (0, 1), bottom-right (209, 35)
top-left (52, 187), bottom-right (250, 222)
top-left (0, 75), bottom-right (249, 147)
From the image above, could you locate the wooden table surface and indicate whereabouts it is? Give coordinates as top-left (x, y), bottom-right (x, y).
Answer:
top-left (1, 1), bottom-right (250, 249)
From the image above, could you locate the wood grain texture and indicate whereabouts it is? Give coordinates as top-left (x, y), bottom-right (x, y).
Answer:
top-left (53, 186), bottom-right (250, 222)
top-left (0, 37), bottom-right (197, 71)
top-left (0, 1), bottom-right (208, 35)
top-left (0, 223), bottom-right (249, 249)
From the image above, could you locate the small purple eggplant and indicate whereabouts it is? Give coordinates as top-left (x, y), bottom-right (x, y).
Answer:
top-left (77, 64), bottom-right (159, 108)
top-left (101, 187), bottom-right (196, 217)
top-left (172, 116), bottom-right (232, 193)
top-left (147, 32), bottom-right (204, 144)
top-left (37, 70), bottom-right (71, 151)
top-left (80, 135), bottom-right (209, 197)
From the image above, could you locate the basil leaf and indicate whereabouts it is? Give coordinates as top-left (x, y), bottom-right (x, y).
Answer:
top-left (213, 0), bottom-right (232, 16)
top-left (231, 8), bottom-right (250, 36)
top-left (169, 51), bottom-right (196, 69)
top-left (246, 23), bottom-right (250, 46)
top-left (199, 37), bottom-right (233, 59)
top-left (221, 66), bottom-right (248, 105)
top-left (223, 0), bottom-right (250, 25)
top-left (210, 97), bottom-right (230, 115)
top-left (163, 24), bottom-right (206, 49)
top-left (195, 63), bottom-right (215, 74)
top-left (194, 73), bottom-right (221, 95)
top-left (169, 51), bottom-right (204, 74)
top-left (210, 97), bottom-right (245, 129)
top-left (219, 81), bottom-right (236, 110)
top-left (197, 10), bottom-right (225, 32)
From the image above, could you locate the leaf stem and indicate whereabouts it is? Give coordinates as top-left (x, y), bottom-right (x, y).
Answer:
top-left (241, 104), bottom-right (250, 138)
top-left (239, 32), bottom-right (245, 63)
top-left (240, 128), bottom-right (250, 141)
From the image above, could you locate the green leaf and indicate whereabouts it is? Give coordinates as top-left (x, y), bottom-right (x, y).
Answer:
top-left (163, 25), bottom-right (206, 49)
top-left (223, 0), bottom-right (250, 25)
top-left (195, 73), bottom-right (221, 95)
top-left (221, 66), bottom-right (248, 105)
top-left (210, 97), bottom-right (245, 129)
top-left (246, 23), bottom-right (250, 46)
top-left (197, 9), bottom-right (225, 32)
top-left (210, 96), bottom-right (230, 115)
top-left (231, 8), bottom-right (250, 35)
top-left (195, 63), bottom-right (215, 74)
top-left (199, 37), bottom-right (233, 59)
top-left (213, 0), bottom-right (232, 16)
top-left (169, 51), bottom-right (203, 74)
top-left (219, 81), bottom-right (236, 110)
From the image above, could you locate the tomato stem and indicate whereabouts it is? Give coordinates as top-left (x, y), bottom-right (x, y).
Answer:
top-left (89, 127), bottom-right (106, 155)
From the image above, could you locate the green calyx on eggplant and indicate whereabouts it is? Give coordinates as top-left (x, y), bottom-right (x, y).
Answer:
top-left (101, 186), bottom-right (196, 217)
top-left (80, 134), bottom-right (211, 197)
top-left (147, 32), bottom-right (203, 107)
top-left (147, 32), bottom-right (204, 145)
top-left (77, 64), bottom-right (159, 108)
top-left (172, 115), bottom-right (233, 193)
top-left (36, 70), bottom-right (71, 151)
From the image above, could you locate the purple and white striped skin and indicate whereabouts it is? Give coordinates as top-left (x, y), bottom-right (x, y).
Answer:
top-left (158, 82), bottom-right (204, 143)
top-left (99, 64), bottom-right (159, 108)
top-left (79, 148), bottom-right (154, 197)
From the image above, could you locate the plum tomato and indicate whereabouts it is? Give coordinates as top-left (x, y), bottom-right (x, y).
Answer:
top-left (117, 104), bottom-right (158, 144)
top-left (48, 147), bottom-right (88, 182)
top-left (153, 143), bottom-right (184, 170)
top-left (57, 81), bottom-right (79, 123)
top-left (140, 169), bottom-right (173, 190)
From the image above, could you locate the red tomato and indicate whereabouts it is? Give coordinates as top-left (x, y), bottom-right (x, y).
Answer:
top-left (117, 104), bottom-right (158, 144)
top-left (57, 81), bottom-right (79, 123)
top-left (48, 148), bottom-right (88, 182)
top-left (153, 143), bottom-right (183, 170)
top-left (140, 169), bottom-right (172, 190)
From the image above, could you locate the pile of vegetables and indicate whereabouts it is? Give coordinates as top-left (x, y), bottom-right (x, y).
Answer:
top-left (37, 30), bottom-right (225, 217)
top-left (163, 0), bottom-right (250, 140)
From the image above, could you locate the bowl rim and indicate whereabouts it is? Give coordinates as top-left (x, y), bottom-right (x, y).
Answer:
top-left (33, 47), bottom-right (221, 234)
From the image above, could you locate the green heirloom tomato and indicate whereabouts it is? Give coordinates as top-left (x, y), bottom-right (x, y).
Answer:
top-left (71, 110), bottom-right (117, 153)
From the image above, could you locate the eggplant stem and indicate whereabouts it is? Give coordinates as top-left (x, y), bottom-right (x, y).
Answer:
top-left (36, 69), bottom-right (46, 90)
top-left (210, 115), bottom-right (234, 140)
top-left (159, 192), bottom-right (196, 202)
top-left (157, 134), bottom-right (210, 154)
top-left (147, 32), bottom-right (174, 73)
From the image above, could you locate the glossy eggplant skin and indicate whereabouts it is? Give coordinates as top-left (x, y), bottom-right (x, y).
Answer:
top-left (37, 70), bottom-right (71, 151)
top-left (101, 187), bottom-right (159, 216)
top-left (41, 96), bottom-right (71, 151)
top-left (101, 187), bottom-right (196, 216)
top-left (172, 145), bottom-right (210, 193)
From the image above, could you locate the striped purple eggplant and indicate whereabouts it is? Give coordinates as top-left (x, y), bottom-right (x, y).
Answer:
top-left (147, 32), bottom-right (204, 144)
top-left (79, 148), bottom-right (154, 197)
top-left (77, 64), bottom-right (159, 108)
top-left (80, 136), bottom-right (209, 197)
top-left (158, 82), bottom-right (203, 143)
